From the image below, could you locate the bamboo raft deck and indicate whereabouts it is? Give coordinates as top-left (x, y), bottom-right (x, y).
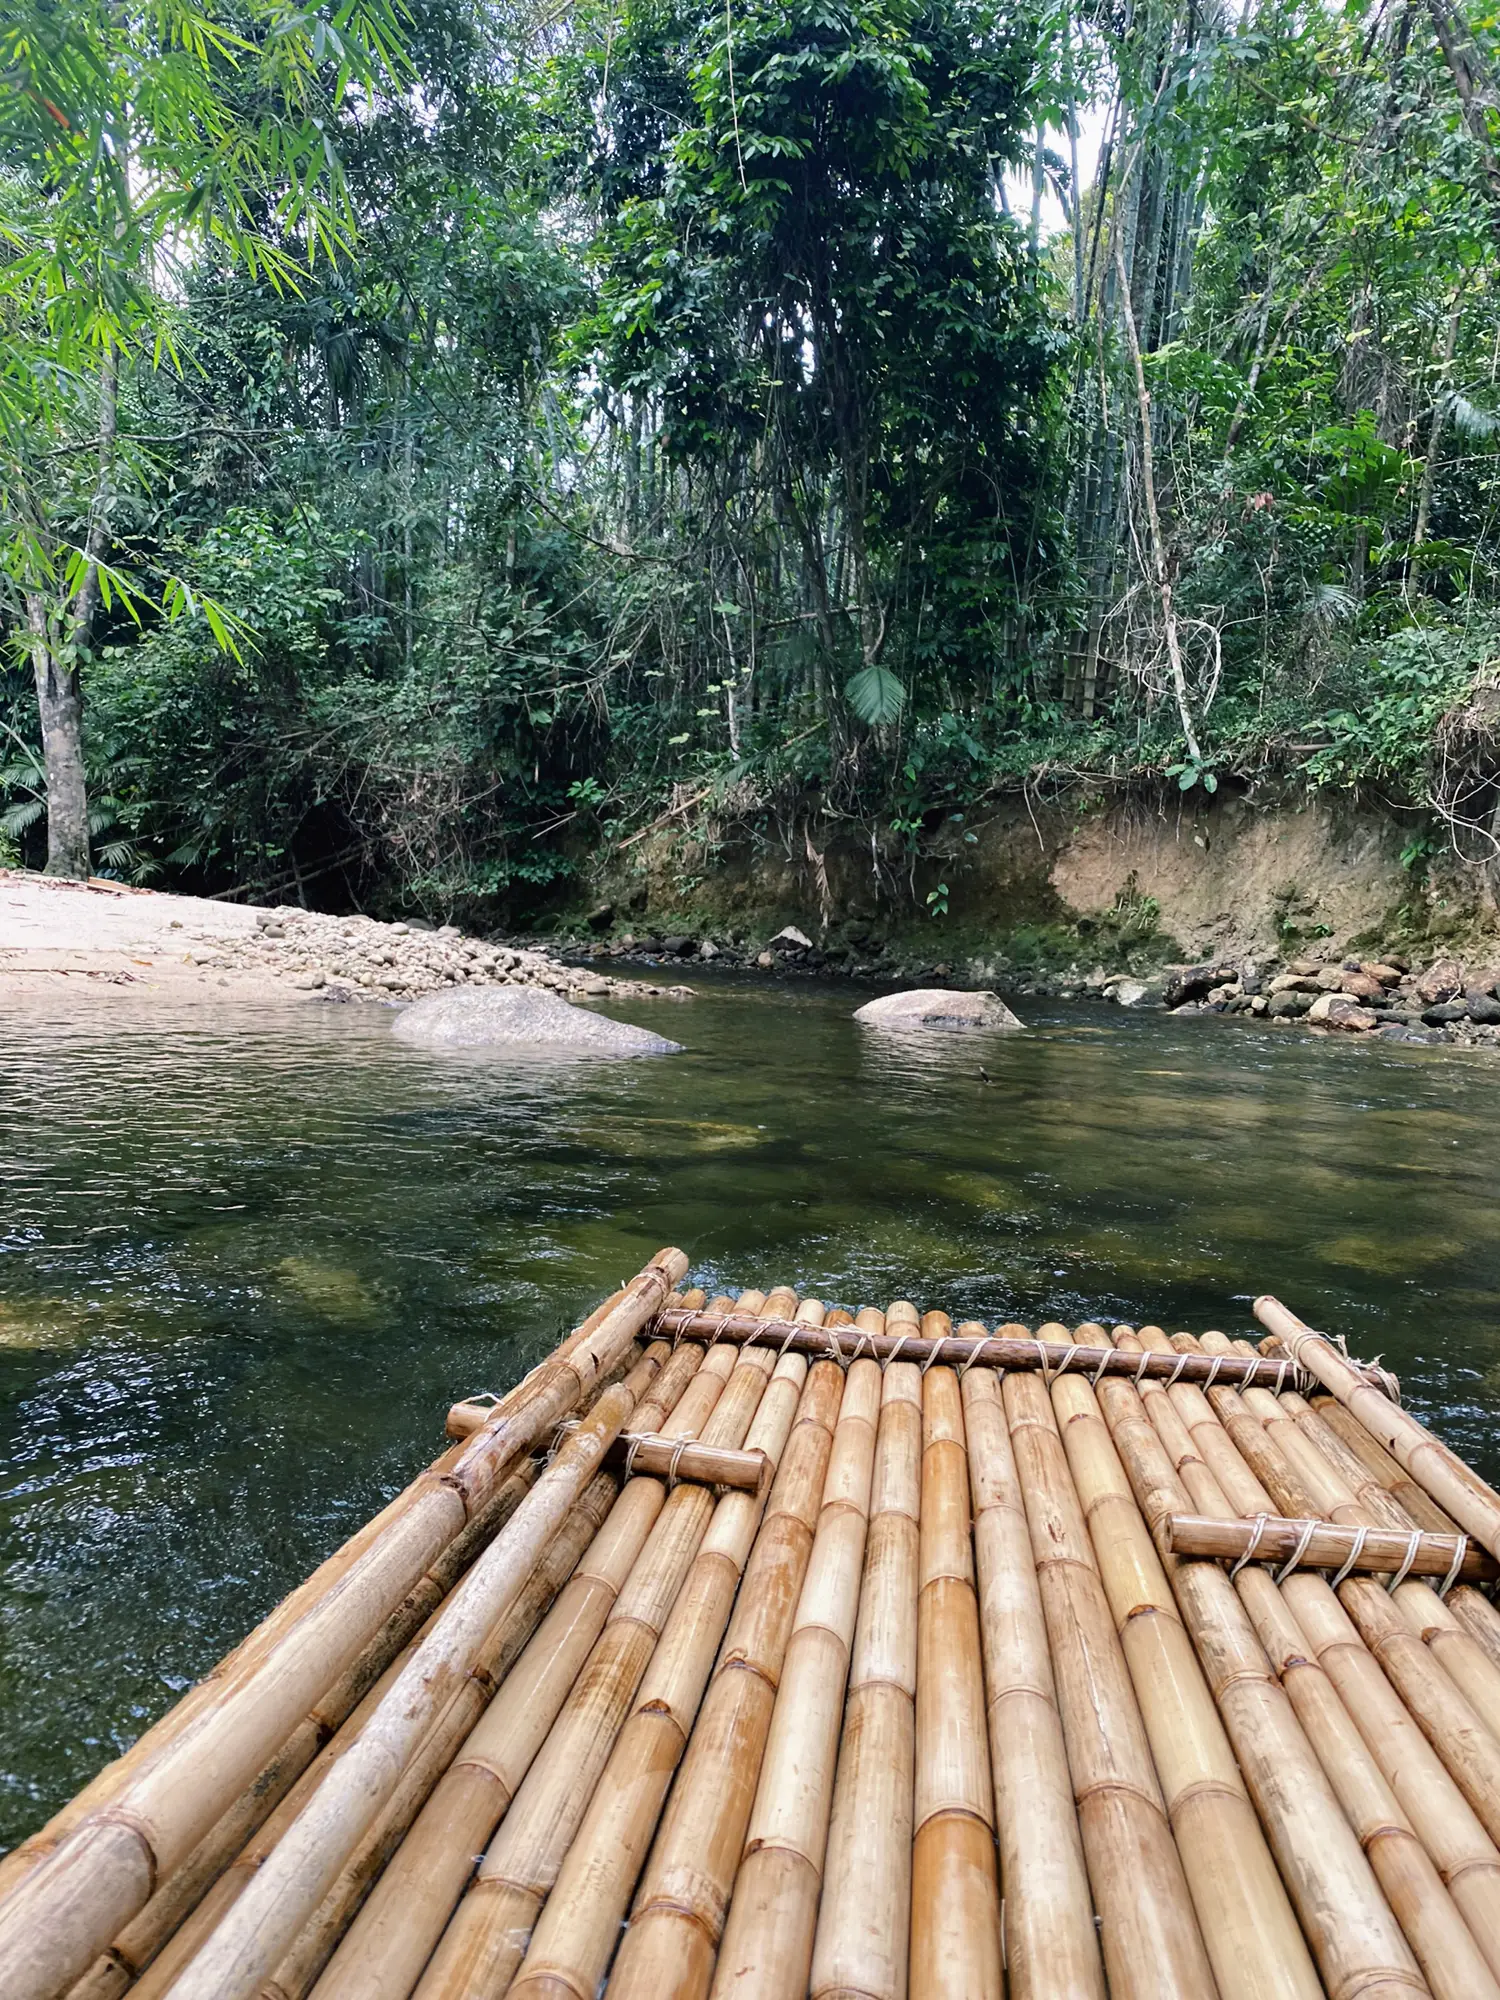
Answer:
top-left (5, 1250), bottom-right (1500, 1998)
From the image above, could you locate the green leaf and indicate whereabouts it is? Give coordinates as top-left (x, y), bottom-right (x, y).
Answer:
top-left (845, 664), bottom-right (905, 726)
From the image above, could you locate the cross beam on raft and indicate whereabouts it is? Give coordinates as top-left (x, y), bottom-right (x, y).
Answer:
top-left (653, 1306), bottom-right (1403, 1398)
top-left (442, 1405), bottom-right (770, 1494)
top-left (1164, 1512), bottom-right (1499, 1585)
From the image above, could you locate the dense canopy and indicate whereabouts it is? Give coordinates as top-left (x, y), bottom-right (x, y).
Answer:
top-left (4, 0), bottom-right (1500, 910)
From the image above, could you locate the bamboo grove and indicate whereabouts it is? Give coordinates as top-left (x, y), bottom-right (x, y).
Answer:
top-left (4, 0), bottom-right (1500, 906)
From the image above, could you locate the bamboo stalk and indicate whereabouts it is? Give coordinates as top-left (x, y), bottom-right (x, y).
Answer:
top-left (703, 1356), bottom-right (881, 2000)
top-left (1050, 1344), bottom-right (1321, 2000)
top-left (654, 1308), bottom-right (1396, 1393)
top-left (109, 1342), bottom-right (698, 2000)
top-left (1102, 1331), bottom-right (1488, 2000)
top-left (266, 1342), bottom-right (722, 2000)
top-left (602, 1354), bottom-right (848, 2000)
top-left (1282, 1572), bottom-right (1500, 1985)
top-left (304, 1340), bottom-right (726, 2000)
top-left (1004, 1365), bottom-right (1220, 2000)
top-left (63, 1449), bottom-right (548, 2000)
top-left (1164, 1514), bottom-right (1497, 1583)
top-left (1307, 1401), bottom-right (1463, 1536)
top-left (412, 1305), bottom-right (791, 1999)
top-left (810, 1358), bottom-right (925, 2000)
top-left (157, 1364), bottom-right (663, 2000)
top-left (910, 1348), bottom-right (1002, 2000)
top-left (507, 1347), bottom-right (817, 2000)
top-left (1117, 1330), bottom-right (1500, 1989)
top-left (71, 1339), bottom-right (689, 2000)
top-left (1216, 1360), bottom-right (1500, 1736)
top-left (1255, 1298), bottom-right (1500, 1559)
top-left (959, 1352), bottom-right (1103, 2000)
top-left (0, 1288), bottom-right (640, 1923)
top-left (1182, 1337), bottom-right (1500, 1851)
top-left (0, 1252), bottom-right (687, 2000)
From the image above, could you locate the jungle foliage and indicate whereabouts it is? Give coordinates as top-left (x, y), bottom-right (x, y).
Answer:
top-left (4, 0), bottom-right (1500, 909)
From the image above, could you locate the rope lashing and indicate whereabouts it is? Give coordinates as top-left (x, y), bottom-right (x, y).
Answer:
top-left (1273, 1518), bottom-right (1321, 1585)
top-left (959, 1336), bottom-right (989, 1379)
top-left (1387, 1528), bottom-right (1425, 1594)
top-left (1230, 1514), bottom-right (1273, 1580)
top-left (1327, 1526), bottom-right (1370, 1591)
top-left (666, 1439), bottom-right (689, 1490)
top-left (1438, 1536), bottom-right (1470, 1599)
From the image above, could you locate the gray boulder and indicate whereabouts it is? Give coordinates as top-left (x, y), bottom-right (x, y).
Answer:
top-left (854, 987), bottom-right (1024, 1031)
top-left (1106, 978), bottom-right (1153, 1008)
top-left (392, 986), bottom-right (682, 1055)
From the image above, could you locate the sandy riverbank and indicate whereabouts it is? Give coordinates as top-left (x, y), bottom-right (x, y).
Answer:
top-left (0, 873), bottom-right (691, 1011)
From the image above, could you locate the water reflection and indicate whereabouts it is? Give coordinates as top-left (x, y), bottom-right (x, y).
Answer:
top-left (1, 977), bottom-right (1499, 1844)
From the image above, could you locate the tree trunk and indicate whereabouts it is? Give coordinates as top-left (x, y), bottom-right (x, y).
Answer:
top-left (30, 350), bottom-right (117, 878)
top-left (27, 597), bottom-right (91, 879)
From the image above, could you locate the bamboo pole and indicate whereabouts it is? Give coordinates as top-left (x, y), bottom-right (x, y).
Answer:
top-left (1202, 1347), bottom-right (1500, 1744)
top-left (1004, 1363), bottom-right (1220, 2000)
top-left (602, 1347), bottom-right (849, 2000)
top-left (910, 1342), bottom-right (1002, 2000)
top-left (1163, 1515), bottom-right (1497, 1583)
top-left (959, 1351), bottom-right (1104, 2000)
top-left (1103, 1331), bottom-right (1489, 2000)
top-left (412, 1303), bottom-right (792, 1999)
top-left (63, 1449), bottom-right (548, 2000)
top-left (1307, 1402), bottom-right (1460, 1533)
top-left (0, 1285), bottom-right (640, 1921)
top-left (304, 1340), bottom-right (729, 2000)
top-left (1181, 1336), bottom-right (1500, 1851)
top-left (1255, 1298), bottom-right (1500, 1559)
top-left (704, 1355), bottom-right (880, 2000)
top-left (107, 1341), bottom-right (700, 2000)
top-left (809, 1358), bottom-right (925, 2000)
top-left (0, 1252), bottom-right (687, 2000)
top-left (1117, 1330), bottom-right (1500, 1988)
top-left (654, 1307), bottom-right (1397, 1394)
top-left (128, 1463), bottom-right (627, 2000)
top-left (157, 1361), bottom-right (667, 2000)
top-left (1050, 1343), bottom-right (1321, 2000)
top-left (1282, 1573), bottom-right (1500, 1985)
top-left (262, 1341), bottom-right (722, 2000)
top-left (507, 1346), bottom-right (817, 2000)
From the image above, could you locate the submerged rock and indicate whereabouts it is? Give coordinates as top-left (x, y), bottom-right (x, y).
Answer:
top-left (392, 986), bottom-right (683, 1055)
top-left (854, 988), bottom-right (1024, 1031)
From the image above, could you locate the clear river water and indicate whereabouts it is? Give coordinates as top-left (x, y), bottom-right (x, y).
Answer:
top-left (2, 973), bottom-right (1498, 1852)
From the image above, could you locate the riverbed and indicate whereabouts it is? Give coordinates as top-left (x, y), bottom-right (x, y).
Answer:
top-left (2, 975), bottom-right (1498, 1849)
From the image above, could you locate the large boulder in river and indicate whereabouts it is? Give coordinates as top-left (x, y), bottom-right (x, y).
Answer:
top-left (392, 986), bottom-right (682, 1055)
top-left (854, 988), bottom-right (1024, 1032)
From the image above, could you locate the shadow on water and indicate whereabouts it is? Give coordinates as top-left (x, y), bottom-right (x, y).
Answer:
top-left (1, 973), bottom-right (1499, 1844)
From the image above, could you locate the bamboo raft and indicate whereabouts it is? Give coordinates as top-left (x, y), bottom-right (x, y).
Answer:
top-left (6, 1251), bottom-right (1500, 1998)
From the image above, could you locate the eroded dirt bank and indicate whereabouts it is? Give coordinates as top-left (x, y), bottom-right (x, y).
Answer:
top-left (547, 786), bottom-right (1500, 1044)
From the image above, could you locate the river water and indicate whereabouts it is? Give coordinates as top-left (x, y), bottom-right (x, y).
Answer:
top-left (2, 975), bottom-right (1498, 1850)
